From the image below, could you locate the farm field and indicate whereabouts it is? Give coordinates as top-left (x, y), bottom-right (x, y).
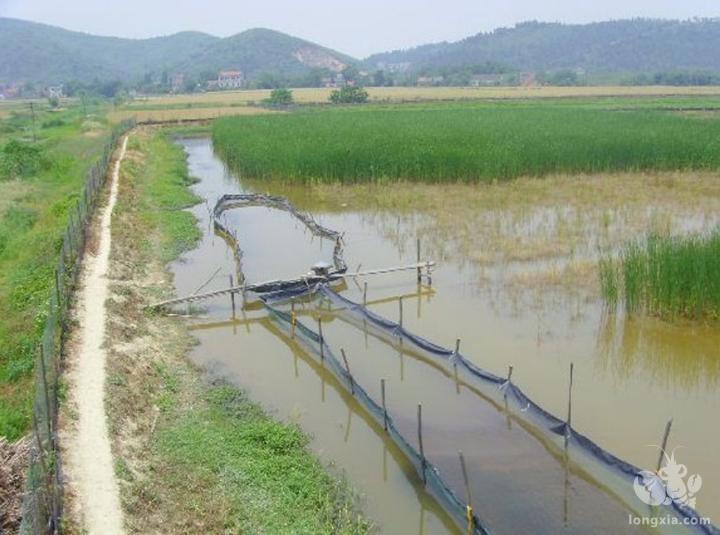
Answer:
top-left (212, 99), bottom-right (720, 182)
top-left (126, 85), bottom-right (720, 109)
top-left (107, 104), bottom-right (276, 124)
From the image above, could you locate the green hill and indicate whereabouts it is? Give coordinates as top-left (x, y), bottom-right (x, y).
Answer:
top-left (0, 18), bottom-right (354, 86)
top-left (366, 19), bottom-right (720, 76)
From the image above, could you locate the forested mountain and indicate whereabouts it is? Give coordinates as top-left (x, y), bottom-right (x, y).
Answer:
top-left (366, 19), bottom-right (720, 75)
top-left (0, 18), bottom-right (353, 87)
top-left (3, 17), bottom-right (720, 91)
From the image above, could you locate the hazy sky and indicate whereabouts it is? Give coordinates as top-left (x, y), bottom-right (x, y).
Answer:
top-left (1, 0), bottom-right (718, 57)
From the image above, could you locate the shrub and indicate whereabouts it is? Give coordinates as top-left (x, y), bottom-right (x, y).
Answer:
top-left (329, 86), bottom-right (369, 104)
top-left (0, 140), bottom-right (48, 180)
top-left (41, 118), bottom-right (66, 129)
top-left (264, 88), bottom-right (294, 107)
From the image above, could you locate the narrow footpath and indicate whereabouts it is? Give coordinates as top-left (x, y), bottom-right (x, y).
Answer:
top-left (62, 136), bottom-right (127, 534)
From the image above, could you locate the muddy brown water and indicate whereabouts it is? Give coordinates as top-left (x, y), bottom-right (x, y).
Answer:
top-left (171, 138), bottom-right (719, 533)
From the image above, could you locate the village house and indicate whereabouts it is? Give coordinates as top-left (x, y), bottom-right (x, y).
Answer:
top-left (469, 74), bottom-right (505, 87)
top-left (322, 73), bottom-right (346, 88)
top-left (416, 75), bottom-right (444, 86)
top-left (375, 61), bottom-right (411, 73)
top-left (46, 85), bottom-right (64, 98)
top-left (217, 70), bottom-right (244, 89)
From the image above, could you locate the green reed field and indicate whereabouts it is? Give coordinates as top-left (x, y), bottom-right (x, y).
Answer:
top-left (600, 229), bottom-right (720, 320)
top-left (212, 101), bottom-right (720, 183)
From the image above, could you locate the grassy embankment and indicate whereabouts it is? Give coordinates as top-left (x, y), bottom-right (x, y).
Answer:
top-left (0, 101), bottom-right (111, 440)
top-left (102, 129), bottom-right (370, 533)
top-left (212, 100), bottom-right (720, 183)
top-left (600, 230), bottom-right (720, 320)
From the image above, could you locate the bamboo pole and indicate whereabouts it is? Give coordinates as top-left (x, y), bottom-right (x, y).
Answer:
top-left (341, 349), bottom-right (354, 395)
top-left (657, 419), bottom-right (674, 472)
top-left (318, 318), bottom-right (324, 361)
top-left (566, 362), bottom-right (574, 430)
top-left (418, 403), bottom-right (426, 484)
top-left (381, 379), bottom-right (388, 431)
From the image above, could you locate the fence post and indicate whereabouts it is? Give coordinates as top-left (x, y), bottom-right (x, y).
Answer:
top-left (38, 346), bottom-right (53, 445)
top-left (340, 349), bottom-right (354, 395)
top-left (418, 403), bottom-right (427, 485)
top-left (417, 237), bottom-right (422, 284)
top-left (459, 451), bottom-right (474, 532)
top-left (656, 418), bottom-right (674, 472)
top-left (54, 270), bottom-right (62, 311)
top-left (363, 281), bottom-right (367, 307)
top-left (318, 318), bottom-right (324, 361)
top-left (229, 275), bottom-right (236, 317)
top-left (566, 362), bottom-right (574, 432)
top-left (381, 379), bottom-right (388, 431)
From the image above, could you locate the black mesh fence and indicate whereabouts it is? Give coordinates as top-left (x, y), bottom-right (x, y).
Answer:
top-left (20, 119), bottom-right (135, 535)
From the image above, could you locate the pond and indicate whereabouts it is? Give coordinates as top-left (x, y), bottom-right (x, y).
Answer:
top-left (171, 137), bottom-right (719, 533)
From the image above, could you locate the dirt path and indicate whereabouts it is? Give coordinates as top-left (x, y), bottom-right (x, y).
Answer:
top-left (62, 136), bottom-right (127, 534)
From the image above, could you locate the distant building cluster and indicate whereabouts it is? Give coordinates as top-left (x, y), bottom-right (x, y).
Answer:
top-left (375, 62), bottom-right (411, 74)
top-left (0, 83), bottom-right (20, 99)
top-left (215, 70), bottom-right (245, 89)
top-left (322, 73), bottom-right (356, 88)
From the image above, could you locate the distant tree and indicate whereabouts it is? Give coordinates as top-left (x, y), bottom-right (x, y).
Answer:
top-left (98, 80), bottom-right (123, 98)
top-left (341, 65), bottom-right (360, 83)
top-left (253, 72), bottom-right (287, 89)
top-left (329, 86), bottom-right (369, 104)
top-left (539, 69), bottom-right (581, 86)
top-left (183, 78), bottom-right (198, 93)
top-left (48, 96), bottom-right (60, 108)
top-left (373, 70), bottom-right (387, 87)
top-left (198, 70), bottom-right (217, 82)
top-left (265, 88), bottom-right (294, 106)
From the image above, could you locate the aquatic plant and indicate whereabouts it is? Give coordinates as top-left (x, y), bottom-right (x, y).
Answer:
top-left (212, 102), bottom-right (720, 183)
top-left (600, 229), bottom-right (720, 320)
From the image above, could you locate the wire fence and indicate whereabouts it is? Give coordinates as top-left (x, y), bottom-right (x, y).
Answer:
top-left (20, 119), bottom-right (135, 535)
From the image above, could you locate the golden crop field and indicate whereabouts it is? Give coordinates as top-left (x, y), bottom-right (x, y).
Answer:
top-left (107, 105), bottom-right (278, 124)
top-left (126, 85), bottom-right (720, 109)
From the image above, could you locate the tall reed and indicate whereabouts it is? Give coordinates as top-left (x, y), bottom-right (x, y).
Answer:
top-left (212, 103), bottom-right (720, 183)
top-left (600, 229), bottom-right (720, 320)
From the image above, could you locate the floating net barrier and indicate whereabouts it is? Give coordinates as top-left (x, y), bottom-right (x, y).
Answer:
top-left (213, 193), bottom-right (347, 286)
top-left (205, 191), bottom-right (716, 534)
top-left (313, 284), bottom-right (718, 535)
top-left (261, 293), bottom-right (490, 535)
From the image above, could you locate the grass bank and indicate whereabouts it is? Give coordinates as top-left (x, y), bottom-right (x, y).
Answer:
top-left (0, 102), bottom-right (111, 440)
top-left (102, 128), bottom-right (370, 533)
top-left (600, 229), bottom-right (720, 320)
top-left (212, 100), bottom-right (720, 183)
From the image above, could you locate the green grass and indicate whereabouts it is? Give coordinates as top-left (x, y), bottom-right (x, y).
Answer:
top-left (0, 102), bottom-right (110, 440)
top-left (212, 100), bottom-right (720, 183)
top-left (156, 382), bottom-right (370, 533)
top-left (124, 133), bottom-right (202, 262)
top-left (600, 229), bottom-right (720, 319)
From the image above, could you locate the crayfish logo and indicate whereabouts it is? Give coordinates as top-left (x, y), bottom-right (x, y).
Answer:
top-left (633, 447), bottom-right (703, 509)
